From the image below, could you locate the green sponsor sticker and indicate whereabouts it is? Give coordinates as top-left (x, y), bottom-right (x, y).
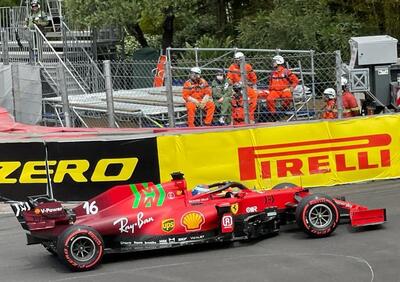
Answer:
top-left (130, 183), bottom-right (166, 208)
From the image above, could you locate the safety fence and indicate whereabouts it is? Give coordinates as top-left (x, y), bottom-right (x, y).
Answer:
top-left (165, 48), bottom-right (341, 127)
top-left (41, 49), bottom-right (343, 128)
top-left (1, 43), bottom-right (367, 128)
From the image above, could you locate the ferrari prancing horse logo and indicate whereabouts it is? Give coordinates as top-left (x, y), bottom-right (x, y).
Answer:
top-left (230, 203), bottom-right (239, 215)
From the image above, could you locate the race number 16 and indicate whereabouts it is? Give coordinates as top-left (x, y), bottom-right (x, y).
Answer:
top-left (83, 201), bottom-right (98, 215)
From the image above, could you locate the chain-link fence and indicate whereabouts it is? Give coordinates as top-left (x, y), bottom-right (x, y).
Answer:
top-left (3, 43), bottom-right (371, 129)
top-left (53, 48), bottom-right (342, 129)
top-left (42, 59), bottom-right (183, 128)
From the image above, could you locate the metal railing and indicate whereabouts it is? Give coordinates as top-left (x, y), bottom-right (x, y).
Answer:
top-left (34, 24), bottom-right (87, 94)
top-left (0, 6), bottom-right (27, 29)
top-left (36, 48), bottom-right (342, 129)
top-left (62, 22), bottom-right (105, 92)
top-left (3, 41), bottom-right (376, 129)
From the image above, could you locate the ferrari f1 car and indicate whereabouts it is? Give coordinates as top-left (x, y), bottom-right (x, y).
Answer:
top-left (10, 172), bottom-right (386, 271)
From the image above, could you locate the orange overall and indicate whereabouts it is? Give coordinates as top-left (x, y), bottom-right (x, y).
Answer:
top-left (231, 86), bottom-right (258, 124)
top-left (227, 63), bottom-right (257, 86)
top-left (182, 78), bottom-right (215, 127)
top-left (322, 99), bottom-right (337, 119)
top-left (267, 65), bottom-right (299, 112)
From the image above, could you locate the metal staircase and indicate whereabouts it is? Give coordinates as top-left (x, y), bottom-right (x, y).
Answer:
top-left (0, 0), bottom-right (117, 99)
top-left (45, 0), bottom-right (61, 32)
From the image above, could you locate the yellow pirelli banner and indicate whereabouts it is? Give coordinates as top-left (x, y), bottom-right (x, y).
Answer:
top-left (157, 115), bottom-right (400, 189)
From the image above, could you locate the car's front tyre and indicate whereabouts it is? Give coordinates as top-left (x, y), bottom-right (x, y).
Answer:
top-left (295, 194), bottom-right (339, 238)
top-left (57, 225), bottom-right (104, 271)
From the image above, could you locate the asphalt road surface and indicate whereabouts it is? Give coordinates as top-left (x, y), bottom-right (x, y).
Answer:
top-left (1, 179), bottom-right (399, 282)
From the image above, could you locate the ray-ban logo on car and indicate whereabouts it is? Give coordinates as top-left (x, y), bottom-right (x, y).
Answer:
top-left (238, 134), bottom-right (391, 181)
top-left (113, 212), bottom-right (154, 234)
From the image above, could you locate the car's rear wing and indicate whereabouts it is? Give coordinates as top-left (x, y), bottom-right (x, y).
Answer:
top-left (10, 196), bottom-right (75, 232)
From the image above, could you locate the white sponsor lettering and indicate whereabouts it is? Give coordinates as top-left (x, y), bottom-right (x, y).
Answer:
top-left (246, 206), bottom-right (258, 213)
top-left (144, 241), bottom-right (156, 245)
top-left (113, 212), bottom-right (154, 234)
top-left (83, 201), bottom-right (98, 215)
top-left (267, 211), bottom-right (277, 217)
top-left (189, 235), bottom-right (205, 240)
top-left (13, 202), bottom-right (31, 217)
top-left (120, 241), bottom-right (132, 245)
top-left (40, 207), bottom-right (63, 214)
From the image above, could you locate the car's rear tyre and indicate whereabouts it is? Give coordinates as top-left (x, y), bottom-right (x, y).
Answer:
top-left (295, 193), bottom-right (339, 238)
top-left (56, 225), bottom-right (104, 271)
top-left (272, 182), bottom-right (297, 190)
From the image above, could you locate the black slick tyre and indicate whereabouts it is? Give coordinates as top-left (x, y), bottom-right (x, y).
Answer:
top-left (56, 225), bottom-right (104, 271)
top-left (295, 193), bottom-right (339, 238)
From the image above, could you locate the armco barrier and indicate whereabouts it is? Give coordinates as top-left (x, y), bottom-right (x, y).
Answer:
top-left (1, 114), bottom-right (400, 201)
top-left (156, 114), bottom-right (400, 190)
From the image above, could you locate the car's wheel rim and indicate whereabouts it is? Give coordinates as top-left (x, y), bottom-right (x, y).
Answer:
top-left (308, 203), bottom-right (333, 229)
top-left (70, 236), bottom-right (96, 262)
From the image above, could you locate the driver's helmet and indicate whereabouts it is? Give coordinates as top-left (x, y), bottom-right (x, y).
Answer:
top-left (191, 184), bottom-right (210, 196)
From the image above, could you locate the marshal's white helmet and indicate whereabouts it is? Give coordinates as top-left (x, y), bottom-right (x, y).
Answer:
top-left (341, 77), bottom-right (348, 86)
top-left (31, 0), bottom-right (40, 7)
top-left (234, 52), bottom-right (245, 59)
top-left (323, 88), bottom-right (336, 99)
top-left (272, 55), bottom-right (284, 65)
top-left (190, 67), bottom-right (201, 74)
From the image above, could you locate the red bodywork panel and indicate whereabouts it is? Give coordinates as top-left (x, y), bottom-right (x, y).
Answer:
top-left (17, 177), bottom-right (386, 245)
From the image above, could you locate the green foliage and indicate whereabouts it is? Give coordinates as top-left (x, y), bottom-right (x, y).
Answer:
top-left (180, 35), bottom-right (235, 60)
top-left (237, 0), bottom-right (362, 55)
top-left (117, 34), bottom-right (162, 57)
top-left (64, 0), bottom-right (141, 28)
top-left (60, 0), bottom-right (399, 57)
top-left (0, 0), bottom-right (20, 7)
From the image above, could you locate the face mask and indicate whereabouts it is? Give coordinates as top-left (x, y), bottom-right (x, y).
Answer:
top-left (190, 73), bottom-right (200, 81)
top-left (216, 75), bottom-right (223, 81)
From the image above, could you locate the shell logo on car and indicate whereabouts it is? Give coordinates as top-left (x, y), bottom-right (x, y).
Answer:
top-left (181, 211), bottom-right (205, 232)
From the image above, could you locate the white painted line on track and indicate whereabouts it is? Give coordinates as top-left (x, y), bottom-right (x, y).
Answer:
top-left (51, 253), bottom-right (374, 282)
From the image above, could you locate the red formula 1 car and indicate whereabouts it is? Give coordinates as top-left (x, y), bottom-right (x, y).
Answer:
top-left (10, 172), bottom-right (386, 271)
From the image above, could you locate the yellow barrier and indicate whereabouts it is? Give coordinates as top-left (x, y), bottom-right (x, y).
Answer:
top-left (157, 115), bottom-right (400, 189)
